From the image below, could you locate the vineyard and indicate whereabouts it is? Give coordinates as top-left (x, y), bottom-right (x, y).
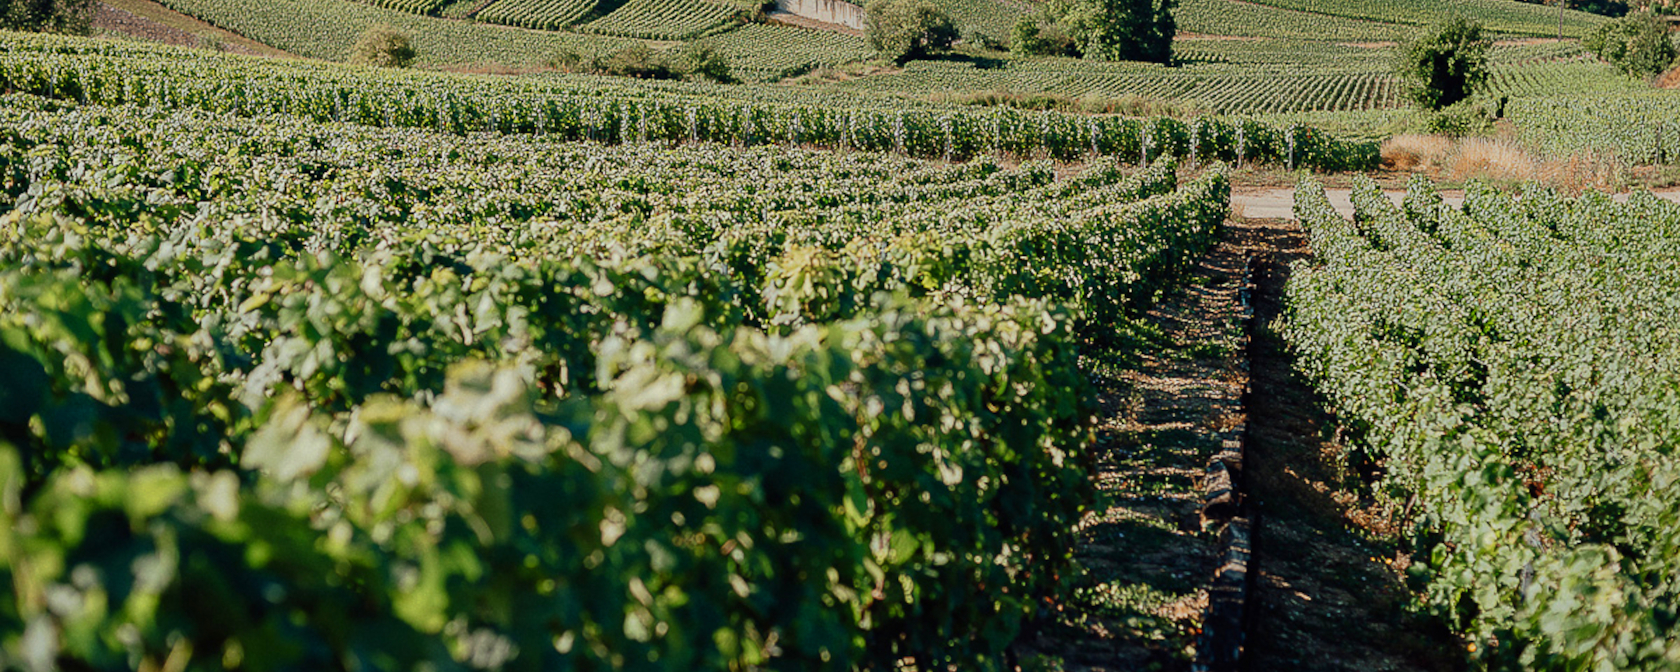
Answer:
top-left (152, 0), bottom-right (636, 65)
top-left (835, 40), bottom-right (1636, 116)
top-left (0, 33), bottom-right (1380, 170)
top-left (1509, 92), bottom-right (1680, 164)
top-left (1175, 0), bottom-right (1402, 42)
top-left (0, 45), bottom-right (1248, 664)
top-left (1287, 178), bottom-right (1680, 669)
top-left (356, 0), bottom-right (454, 15)
top-left (473, 0), bottom-right (600, 30)
top-left (11, 0), bottom-right (1680, 665)
top-left (110, 0), bottom-right (1652, 119)
top-left (1234, 0), bottom-right (1603, 37)
top-left (577, 0), bottom-right (743, 41)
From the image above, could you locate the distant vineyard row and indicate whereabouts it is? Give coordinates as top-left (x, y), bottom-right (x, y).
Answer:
top-left (0, 34), bottom-right (1381, 170)
top-left (346, 0), bottom-right (747, 39)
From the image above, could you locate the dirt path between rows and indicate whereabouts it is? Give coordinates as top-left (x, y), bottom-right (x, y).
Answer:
top-left (1017, 209), bottom-right (1251, 670)
top-left (1019, 208), bottom-right (1475, 669)
top-left (1235, 217), bottom-right (1465, 671)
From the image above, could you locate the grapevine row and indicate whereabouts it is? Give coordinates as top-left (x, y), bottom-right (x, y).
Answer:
top-left (0, 89), bottom-right (1232, 669)
top-left (1286, 177), bottom-right (1680, 669)
top-left (0, 33), bottom-right (1379, 170)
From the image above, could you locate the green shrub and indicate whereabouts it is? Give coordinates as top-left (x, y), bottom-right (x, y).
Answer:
top-left (1420, 100), bottom-right (1495, 137)
top-left (1012, 15), bottom-right (1079, 57)
top-left (1394, 15), bottom-right (1491, 110)
top-left (598, 45), bottom-right (680, 79)
top-left (965, 29), bottom-right (1008, 51)
top-left (348, 25), bottom-right (417, 68)
top-left (1061, 0), bottom-right (1175, 63)
top-left (550, 45), bottom-right (734, 83)
top-left (1, 0), bottom-right (95, 34)
top-left (864, 0), bottom-right (958, 63)
top-left (674, 42), bottom-right (736, 83)
top-left (1585, 11), bottom-right (1678, 79)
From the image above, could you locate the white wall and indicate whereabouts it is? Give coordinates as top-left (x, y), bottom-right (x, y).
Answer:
top-left (775, 0), bottom-right (866, 31)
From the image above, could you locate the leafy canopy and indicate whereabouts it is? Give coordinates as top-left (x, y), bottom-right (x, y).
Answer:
top-left (1, 0), bottom-right (95, 34)
top-left (1394, 14), bottom-right (1492, 110)
top-left (349, 25), bottom-right (418, 68)
top-left (1012, 0), bottom-right (1175, 63)
top-left (1063, 0), bottom-right (1175, 63)
top-left (864, 0), bottom-right (958, 63)
top-left (1585, 11), bottom-right (1678, 79)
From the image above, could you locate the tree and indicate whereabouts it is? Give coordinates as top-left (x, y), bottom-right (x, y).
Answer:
top-left (674, 43), bottom-right (737, 84)
top-left (1059, 0), bottom-right (1175, 63)
top-left (1585, 11), bottom-right (1678, 79)
top-left (864, 0), bottom-right (958, 63)
top-left (1011, 14), bottom-right (1078, 57)
top-left (349, 25), bottom-right (418, 68)
top-left (1394, 15), bottom-right (1492, 110)
top-left (1, 0), bottom-right (96, 34)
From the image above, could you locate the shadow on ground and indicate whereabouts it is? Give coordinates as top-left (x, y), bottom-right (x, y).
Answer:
top-left (1234, 218), bottom-right (1465, 672)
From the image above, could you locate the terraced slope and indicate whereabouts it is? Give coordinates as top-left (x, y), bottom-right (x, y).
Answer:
top-left (1238, 0), bottom-right (1603, 37)
top-left (473, 0), bottom-right (600, 29)
top-left (577, 0), bottom-right (742, 40)
top-left (155, 0), bottom-right (634, 64)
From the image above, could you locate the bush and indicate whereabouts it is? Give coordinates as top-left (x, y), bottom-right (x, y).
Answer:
top-left (1394, 15), bottom-right (1491, 110)
top-left (1585, 11), bottom-right (1678, 79)
top-left (864, 0), bottom-right (958, 63)
top-left (1, 0), bottom-right (95, 34)
top-left (674, 42), bottom-right (737, 83)
top-left (965, 29), bottom-right (1009, 51)
top-left (1012, 15), bottom-right (1079, 57)
top-left (551, 45), bottom-right (737, 83)
top-left (598, 45), bottom-right (680, 79)
top-left (1061, 0), bottom-right (1175, 63)
top-left (349, 25), bottom-right (417, 68)
top-left (196, 33), bottom-right (228, 52)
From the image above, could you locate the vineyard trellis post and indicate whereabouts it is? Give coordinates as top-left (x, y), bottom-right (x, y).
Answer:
top-left (1189, 119), bottom-right (1201, 171)
top-left (893, 111), bottom-right (905, 155)
top-left (1236, 124), bottom-right (1246, 169)
top-left (942, 115), bottom-right (953, 163)
top-left (1142, 124), bottom-right (1153, 168)
top-left (1287, 126), bottom-right (1298, 172)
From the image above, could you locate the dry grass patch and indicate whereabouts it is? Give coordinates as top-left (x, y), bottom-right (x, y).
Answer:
top-left (1657, 64), bottom-right (1680, 89)
top-left (1380, 134), bottom-right (1454, 172)
top-left (1383, 134), bottom-right (1624, 191)
top-left (1447, 137), bottom-right (1536, 181)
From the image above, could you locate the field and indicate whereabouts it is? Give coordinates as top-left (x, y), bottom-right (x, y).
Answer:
top-left (0, 33), bottom-right (1380, 169)
top-left (0, 44), bottom-right (1243, 666)
top-left (128, 0), bottom-right (1620, 115)
top-left (7, 0), bottom-right (1680, 668)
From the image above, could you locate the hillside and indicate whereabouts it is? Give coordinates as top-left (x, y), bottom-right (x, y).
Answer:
top-left (111, 0), bottom-right (1622, 117)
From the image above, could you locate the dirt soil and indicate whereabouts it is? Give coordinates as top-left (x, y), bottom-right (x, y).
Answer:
top-left (1017, 214), bottom-right (1473, 670)
top-left (1236, 217), bottom-right (1466, 671)
top-left (1015, 213), bottom-right (1251, 670)
top-left (93, 0), bottom-right (292, 58)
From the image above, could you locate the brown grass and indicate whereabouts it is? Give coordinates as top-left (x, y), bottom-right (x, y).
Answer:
top-left (1383, 134), bottom-right (1624, 191)
top-left (1447, 137), bottom-right (1536, 181)
top-left (1657, 63), bottom-right (1680, 89)
top-left (1380, 134), bottom-right (1454, 172)
top-left (1536, 153), bottom-right (1626, 192)
top-left (438, 62), bottom-right (551, 76)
